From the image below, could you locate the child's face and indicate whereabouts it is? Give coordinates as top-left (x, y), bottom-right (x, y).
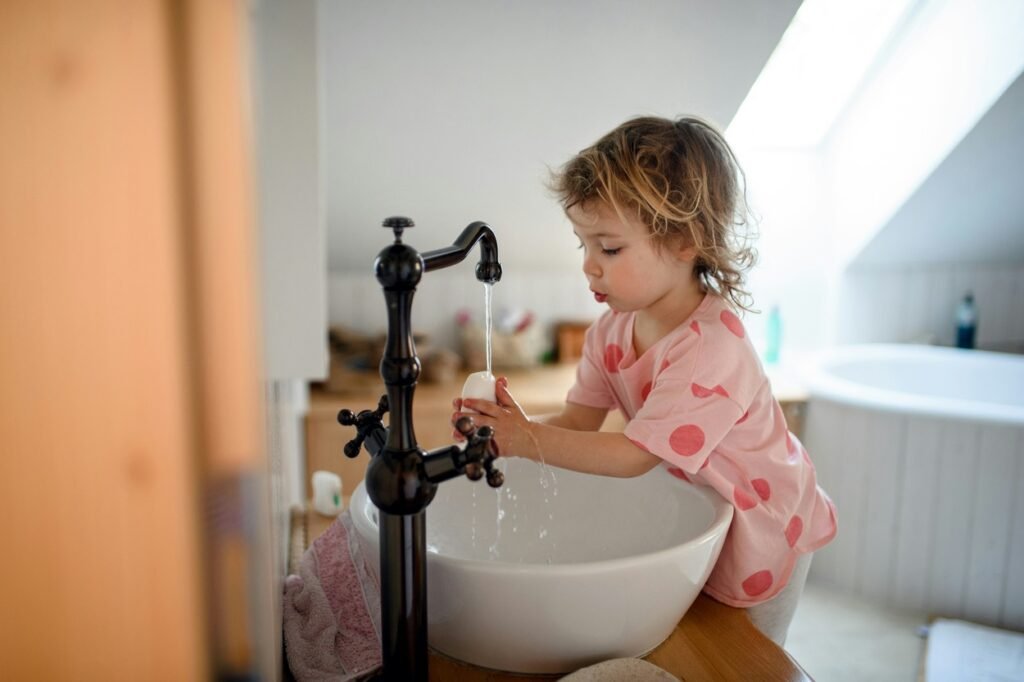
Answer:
top-left (569, 202), bottom-right (696, 316)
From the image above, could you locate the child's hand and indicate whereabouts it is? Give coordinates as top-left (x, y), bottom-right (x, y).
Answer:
top-left (451, 376), bottom-right (536, 459)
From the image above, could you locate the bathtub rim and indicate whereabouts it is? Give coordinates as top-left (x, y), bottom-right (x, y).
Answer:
top-left (801, 343), bottom-right (1024, 426)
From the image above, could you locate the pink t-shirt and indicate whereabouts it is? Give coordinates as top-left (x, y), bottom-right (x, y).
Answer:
top-left (566, 294), bottom-right (837, 607)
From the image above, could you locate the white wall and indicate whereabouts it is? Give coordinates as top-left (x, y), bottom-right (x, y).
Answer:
top-left (732, 145), bottom-right (834, 358)
top-left (856, 70), bottom-right (1024, 266)
top-left (319, 0), bottom-right (801, 349)
top-left (250, 2), bottom-right (324, 677)
top-left (824, 0), bottom-right (1024, 350)
top-left (253, 0), bottom-right (328, 382)
top-left (732, 0), bottom-right (1024, 355)
top-left (320, 1), bottom-right (1024, 363)
top-left (826, 0), bottom-right (1024, 269)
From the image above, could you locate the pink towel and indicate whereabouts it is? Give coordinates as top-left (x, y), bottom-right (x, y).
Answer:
top-left (283, 510), bottom-right (382, 681)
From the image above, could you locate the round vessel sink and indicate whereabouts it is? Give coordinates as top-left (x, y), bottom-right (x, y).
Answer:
top-left (349, 458), bottom-right (733, 674)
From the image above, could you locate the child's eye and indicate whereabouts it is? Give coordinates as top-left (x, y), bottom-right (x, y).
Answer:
top-left (602, 247), bottom-right (621, 256)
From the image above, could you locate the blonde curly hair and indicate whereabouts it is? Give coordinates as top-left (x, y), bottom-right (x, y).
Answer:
top-left (549, 116), bottom-right (758, 313)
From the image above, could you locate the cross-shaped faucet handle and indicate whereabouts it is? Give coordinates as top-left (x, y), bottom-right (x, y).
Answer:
top-left (337, 394), bottom-right (389, 458)
top-left (454, 416), bottom-right (504, 488)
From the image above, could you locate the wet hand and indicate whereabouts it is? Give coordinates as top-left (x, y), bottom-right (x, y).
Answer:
top-left (451, 377), bottom-right (536, 458)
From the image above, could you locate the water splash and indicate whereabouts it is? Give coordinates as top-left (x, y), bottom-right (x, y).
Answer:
top-left (477, 280), bottom-right (563, 562)
top-left (470, 484), bottom-right (478, 550)
top-left (521, 416), bottom-right (559, 561)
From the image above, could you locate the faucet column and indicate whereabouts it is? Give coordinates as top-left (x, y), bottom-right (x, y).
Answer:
top-left (350, 215), bottom-right (502, 681)
top-left (370, 217), bottom-right (436, 681)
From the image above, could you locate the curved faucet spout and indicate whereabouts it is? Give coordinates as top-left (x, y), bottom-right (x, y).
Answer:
top-left (422, 221), bottom-right (502, 283)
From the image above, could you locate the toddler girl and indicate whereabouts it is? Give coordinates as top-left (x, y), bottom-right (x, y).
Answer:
top-left (453, 116), bottom-right (837, 645)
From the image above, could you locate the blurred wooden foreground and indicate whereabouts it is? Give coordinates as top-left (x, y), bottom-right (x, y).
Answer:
top-left (0, 1), bottom-right (267, 679)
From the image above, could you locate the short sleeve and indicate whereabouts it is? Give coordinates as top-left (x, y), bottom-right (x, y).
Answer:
top-left (624, 375), bottom-right (744, 474)
top-left (565, 321), bottom-right (616, 409)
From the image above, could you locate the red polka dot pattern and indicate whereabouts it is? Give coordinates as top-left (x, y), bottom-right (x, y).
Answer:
top-left (604, 344), bottom-right (624, 373)
top-left (669, 424), bottom-right (705, 457)
top-left (691, 383), bottom-right (714, 398)
top-left (785, 516), bottom-right (803, 547)
top-left (734, 487), bottom-right (758, 511)
top-left (691, 383), bottom-right (729, 399)
top-left (641, 381), bottom-right (653, 402)
top-left (720, 310), bottom-right (745, 338)
top-left (667, 466), bottom-right (690, 483)
top-left (742, 570), bottom-right (773, 597)
top-left (690, 320), bottom-right (701, 335)
top-left (752, 478), bottom-right (771, 501)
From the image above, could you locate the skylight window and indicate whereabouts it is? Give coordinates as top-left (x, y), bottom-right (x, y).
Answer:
top-left (728, 0), bottom-right (919, 147)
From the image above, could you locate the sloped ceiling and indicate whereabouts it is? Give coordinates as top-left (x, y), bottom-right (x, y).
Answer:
top-left (854, 70), bottom-right (1024, 266)
top-left (320, 0), bottom-right (803, 272)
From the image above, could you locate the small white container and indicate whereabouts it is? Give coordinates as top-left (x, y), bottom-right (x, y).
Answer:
top-left (311, 470), bottom-right (344, 516)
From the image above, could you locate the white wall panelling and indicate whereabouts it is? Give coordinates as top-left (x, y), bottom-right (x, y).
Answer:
top-left (328, 270), bottom-right (607, 355)
top-left (1006, 450), bottom-right (1024, 631)
top-left (804, 398), bottom-right (1024, 629)
top-left (262, 379), bottom-right (309, 678)
top-left (838, 263), bottom-right (1024, 350)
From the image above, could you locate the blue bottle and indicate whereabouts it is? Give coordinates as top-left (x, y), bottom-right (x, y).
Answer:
top-left (955, 293), bottom-right (977, 349)
top-left (765, 305), bottom-right (781, 364)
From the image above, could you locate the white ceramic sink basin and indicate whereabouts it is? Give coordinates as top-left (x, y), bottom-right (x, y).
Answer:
top-left (349, 458), bottom-right (733, 674)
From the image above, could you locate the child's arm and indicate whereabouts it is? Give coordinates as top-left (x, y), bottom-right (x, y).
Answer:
top-left (530, 401), bottom-right (606, 431)
top-left (455, 377), bottom-right (660, 478)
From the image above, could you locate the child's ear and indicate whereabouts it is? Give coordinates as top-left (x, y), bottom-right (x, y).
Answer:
top-left (678, 245), bottom-right (698, 263)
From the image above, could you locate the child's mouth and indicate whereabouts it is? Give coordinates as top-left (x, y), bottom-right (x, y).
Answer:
top-left (593, 291), bottom-right (608, 303)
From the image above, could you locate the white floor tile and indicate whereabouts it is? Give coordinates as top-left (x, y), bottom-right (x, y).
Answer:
top-left (785, 583), bottom-right (927, 681)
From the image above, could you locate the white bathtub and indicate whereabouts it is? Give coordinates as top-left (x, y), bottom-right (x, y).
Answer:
top-left (802, 344), bottom-right (1024, 630)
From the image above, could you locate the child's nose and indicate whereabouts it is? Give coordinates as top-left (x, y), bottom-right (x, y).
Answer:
top-left (582, 253), bottom-right (600, 278)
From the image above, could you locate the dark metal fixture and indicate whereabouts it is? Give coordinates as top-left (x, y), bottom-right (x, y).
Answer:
top-left (336, 216), bottom-right (503, 681)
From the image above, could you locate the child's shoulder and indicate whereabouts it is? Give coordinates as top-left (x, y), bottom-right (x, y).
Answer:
top-left (683, 295), bottom-right (766, 390)
top-left (689, 295), bottom-right (752, 344)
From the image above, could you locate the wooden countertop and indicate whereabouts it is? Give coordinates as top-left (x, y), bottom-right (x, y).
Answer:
top-left (310, 361), bottom-right (807, 415)
top-left (308, 364), bottom-right (580, 416)
top-left (305, 505), bottom-right (811, 681)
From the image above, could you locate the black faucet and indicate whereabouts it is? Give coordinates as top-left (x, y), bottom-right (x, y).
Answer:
top-left (336, 216), bottom-right (504, 681)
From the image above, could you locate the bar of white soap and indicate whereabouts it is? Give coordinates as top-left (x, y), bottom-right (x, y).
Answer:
top-left (461, 371), bottom-right (496, 411)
